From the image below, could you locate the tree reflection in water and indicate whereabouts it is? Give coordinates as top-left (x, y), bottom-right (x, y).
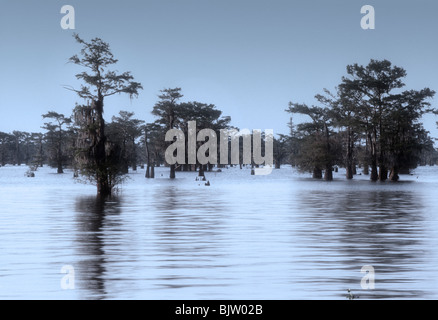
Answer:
top-left (74, 195), bottom-right (121, 300)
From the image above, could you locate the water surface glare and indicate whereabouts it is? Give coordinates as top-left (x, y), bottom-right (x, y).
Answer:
top-left (1, 165), bottom-right (438, 300)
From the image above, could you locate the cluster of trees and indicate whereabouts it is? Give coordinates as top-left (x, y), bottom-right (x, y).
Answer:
top-left (1, 35), bottom-right (437, 196)
top-left (0, 110), bottom-right (145, 175)
top-left (283, 59), bottom-right (438, 181)
top-left (0, 131), bottom-right (45, 168)
top-left (0, 111), bottom-right (78, 173)
top-left (150, 88), bottom-right (233, 178)
top-left (0, 35), bottom-right (235, 196)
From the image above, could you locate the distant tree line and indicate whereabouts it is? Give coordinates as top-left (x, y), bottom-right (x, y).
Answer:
top-left (1, 36), bottom-right (437, 196)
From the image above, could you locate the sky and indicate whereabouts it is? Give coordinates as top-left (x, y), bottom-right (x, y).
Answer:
top-left (0, 0), bottom-right (437, 138)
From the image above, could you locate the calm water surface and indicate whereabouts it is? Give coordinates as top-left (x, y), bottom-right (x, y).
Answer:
top-left (1, 165), bottom-right (438, 300)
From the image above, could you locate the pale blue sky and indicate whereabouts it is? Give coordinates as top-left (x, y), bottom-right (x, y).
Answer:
top-left (0, 0), bottom-right (437, 138)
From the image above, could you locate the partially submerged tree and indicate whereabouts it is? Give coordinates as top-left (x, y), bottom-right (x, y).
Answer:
top-left (107, 111), bottom-right (145, 173)
top-left (151, 88), bottom-right (183, 179)
top-left (150, 90), bottom-right (232, 177)
top-left (68, 34), bottom-right (142, 196)
top-left (340, 60), bottom-right (435, 181)
top-left (385, 88), bottom-right (435, 180)
top-left (273, 135), bottom-right (289, 169)
top-left (143, 123), bottom-right (166, 179)
top-left (42, 111), bottom-right (72, 173)
top-left (30, 132), bottom-right (45, 168)
top-left (176, 101), bottom-right (231, 174)
top-left (11, 131), bottom-right (27, 166)
top-left (286, 103), bottom-right (336, 180)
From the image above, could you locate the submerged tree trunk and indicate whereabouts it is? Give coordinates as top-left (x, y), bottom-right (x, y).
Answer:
top-left (379, 164), bottom-right (388, 181)
top-left (91, 98), bottom-right (113, 197)
top-left (324, 125), bottom-right (333, 181)
top-left (369, 131), bottom-right (378, 181)
top-left (39, 142), bottom-right (44, 167)
top-left (324, 165), bottom-right (333, 181)
top-left (378, 112), bottom-right (387, 182)
top-left (131, 138), bottom-right (137, 171)
top-left (145, 131), bottom-right (151, 178)
top-left (389, 166), bottom-right (399, 181)
top-left (170, 164), bottom-right (176, 179)
top-left (362, 138), bottom-right (369, 175)
top-left (346, 164), bottom-right (353, 179)
top-left (198, 163), bottom-right (205, 177)
top-left (346, 127), bottom-right (353, 180)
top-left (57, 142), bottom-right (63, 174)
top-left (313, 167), bottom-right (322, 179)
top-left (15, 139), bottom-right (21, 166)
top-left (371, 160), bottom-right (378, 181)
top-left (57, 161), bottom-right (63, 174)
top-left (363, 165), bottom-right (369, 175)
top-left (97, 175), bottom-right (112, 196)
top-left (145, 165), bottom-right (150, 178)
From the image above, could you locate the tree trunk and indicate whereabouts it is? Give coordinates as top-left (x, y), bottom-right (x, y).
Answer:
top-left (145, 131), bottom-right (150, 178)
top-left (363, 138), bottom-right (369, 175)
top-left (146, 165), bottom-right (150, 178)
top-left (198, 163), bottom-right (205, 177)
top-left (324, 165), bottom-right (333, 181)
top-left (369, 131), bottom-right (378, 181)
top-left (389, 166), bottom-right (399, 181)
top-left (323, 124), bottom-right (333, 181)
top-left (15, 140), bottom-right (21, 166)
top-left (379, 164), bottom-right (388, 182)
top-left (378, 109), bottom-right (387, 182)
top-left (151, 164), bottom-right (155, 179)
top-left (57, 161), bottom-right (63, 174)
top-left (57, 143), bottom-right (64, 174)
top-left (346, 164), bottom-right (353, 179)
top-left (363, 163), bottom-right (369, 175)
top-left (371, 162), bottom-right (378, 181)
top-left (131, 138), bottom-right (137, 171)
top-left (97, 175), bottom-right (111, 196)
top-left (313, 167), bottom-right (322, 179)
top-left (346, 127), bottom-right (353, 179)
top-left (170, 164), bottom-right (176, 179)
top-left (39, 143), bottom-right (44, 167)
top-left (94, 98), bottom-right (112, 197)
